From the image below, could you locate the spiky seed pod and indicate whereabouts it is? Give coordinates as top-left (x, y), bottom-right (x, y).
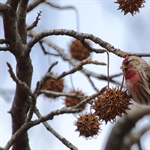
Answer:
top-left (64, 90), bottom-right (86, 111)
top-left (91, 87), bottom-right (132, 123)
top-left (115, 0), bottom-right (145, 15)
top-left (43, 76), bottom-right (64, 98)
top-left (69, 39), bottom-right (90, 61)
top-left (75, 113), bottom-right (100, 138)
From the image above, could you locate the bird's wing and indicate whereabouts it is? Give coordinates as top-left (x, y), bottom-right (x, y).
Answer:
top-left (144, 67), bottom-right (150, 89)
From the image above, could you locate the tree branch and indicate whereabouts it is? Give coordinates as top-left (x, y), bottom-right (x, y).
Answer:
top-left (27, 30), bottom-right (123, 86)
top-left (17, 0), bottom-right (29, 43)
top-left (35, 108), bottom-right (78, 150)
top-left (27, 29), bottom-right (127, 57)
top-left (122, 124), bottom-right (150, 149)
top-left (27, 11), bottom-right (42, 31)
top-left (28, 29), bottom-right (150, 58)
top-left (57, 58), bottom-right (106, 79)
top-left (7, 62), bottom-right (33, 97)
top-left (104, 105), bottom-right (150, 150)
top-left (6, 0), bottom-right (20, 12)
top-left (40, 90), bottom-right (86, 99)
top-left (27, 0), bottom-right (45, 12)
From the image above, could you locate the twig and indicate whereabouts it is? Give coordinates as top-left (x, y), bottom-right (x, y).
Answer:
top-left (35, 108), bottom-right (78, 150)
top-left (109, 72), bottom-right (123, 78)
top-left (27, 0), bottom-right (45, 12)
top-left (34, 61), bottom-right (59, 94)
top-left (7, 62), bottom-right (33, 97)
top-left (7, 62), bottom-right (35, 122)
top-left (47, 61), bottom-right (58, 72)
top-left (40, 90), bottom-right (86, 99)
top-left (81, 40), bottom-right (106, 53)
top-left (4, 105), bottom-right (80, 150)
top-left (26, 62), bottom-right (58, 122)
top-left (120, 75), bottom-right (125, 91)
top-left (105, 50), bottom-right (110, 88)
top-left (32, 87), bottom-right (107, 124)
top-left (74, 86), bottom-right (107, 109)
top-left (86, 75), bottom-right (99, 92)
top-left (57, 58), bottom-right (106, 79)
top-left (45, 1), bottom-right (80, 31)
top-left (39, 40), bottom-right (59, 56)
top-left (4, 88), bottom-right (106, 150)
top-left (27, 30), bottom-right (122, 85)
top-left (45, 1), bottom-right (76, 10)
top-left (27, 11), bottom-right (42, 30)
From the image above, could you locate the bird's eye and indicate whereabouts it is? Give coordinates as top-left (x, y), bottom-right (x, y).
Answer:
top-left (124, 60), bottom-right (132, 66)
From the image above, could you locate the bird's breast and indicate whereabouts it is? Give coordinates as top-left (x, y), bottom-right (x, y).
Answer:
top-left (124, 69), bottom-right (138, 80)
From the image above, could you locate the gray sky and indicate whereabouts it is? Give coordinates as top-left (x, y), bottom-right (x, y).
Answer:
top-left (1, 0), bottom-right (150, 149)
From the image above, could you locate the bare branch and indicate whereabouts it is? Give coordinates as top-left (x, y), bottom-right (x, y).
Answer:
top-left (46, 1), bottom-right (77, 10)
top-left (27, 29), bottom-right (127, 57)
top-left (109, 72), bottom-right (123, 78)
top-left (27, 11), bottom-right (42, 31)
top-left (27, 0), bottom-right (45, 12)
top-left (123, 125), bottom-right (150, 149)
top-left (47, 61), bottom-right (58, 72)
top-left (40, 90), bottom-right (86, 99)
top-left (86, 75), bottom-right (99, 92)
top-left (81, 40), bottom-right (106, 53)
top-left (74, 86), bottom-right (107, 109)
top-left (28, 29), bottom-right (150, 58)
top-left (27, 30), bottom-right (122, 86)
top-left (7, 62), bottom-right (33, 97)
top-left (35, 108), bottom-right (78, 150)
top-left (4, 105), bottom-right (81, 150)
top-left (57, 58), bottom-right (106, 79)
top-left (126, 52), bottom-right (150, 57)
top-left (4, 86), bottom-right (106, 150)
top-left (45, 1), bottom-right (79, 31)
top-left (25, 62), bottom-right (58, 122)
top-left (39, 40), bottom-right (59, 56)
top-left (104, 105), bottom-right (150, 150)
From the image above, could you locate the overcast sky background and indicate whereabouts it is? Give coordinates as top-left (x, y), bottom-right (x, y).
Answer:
top-left (1, 0), bottom-right (150, 149)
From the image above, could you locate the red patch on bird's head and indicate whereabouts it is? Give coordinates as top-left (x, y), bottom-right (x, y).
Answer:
top-left (123, 56), bottom-right (130, 63)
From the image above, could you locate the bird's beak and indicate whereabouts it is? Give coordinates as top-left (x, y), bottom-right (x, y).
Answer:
top-left (120, 64), bottom-right (127, 70)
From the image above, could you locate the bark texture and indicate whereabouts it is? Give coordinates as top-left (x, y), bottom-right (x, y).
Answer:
top-left (1, 0), bottom-right (32, 149)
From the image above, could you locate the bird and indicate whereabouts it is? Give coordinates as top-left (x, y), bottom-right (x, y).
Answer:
top-left (121, 56), bottom-right (150, 105)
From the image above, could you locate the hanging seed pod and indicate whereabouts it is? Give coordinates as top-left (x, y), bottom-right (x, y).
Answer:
top-left (64, 89), bottom-right (86, 111)
top-left (115, 0), bottom-right (145, 15)
top-left (43, 74), bottom-right (64, 98)
top-left (69, 39), bottom-right (90, 61)
top-left (91, 87), bottom-right (132, 123)
top-left (75, 113), bottom-right (101, 138)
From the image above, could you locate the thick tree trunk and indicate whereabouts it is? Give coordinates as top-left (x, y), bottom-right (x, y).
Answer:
top-left (1, 1), bottom-right (32, 149)
top-left (10, 56), bottom-right (33, 150)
